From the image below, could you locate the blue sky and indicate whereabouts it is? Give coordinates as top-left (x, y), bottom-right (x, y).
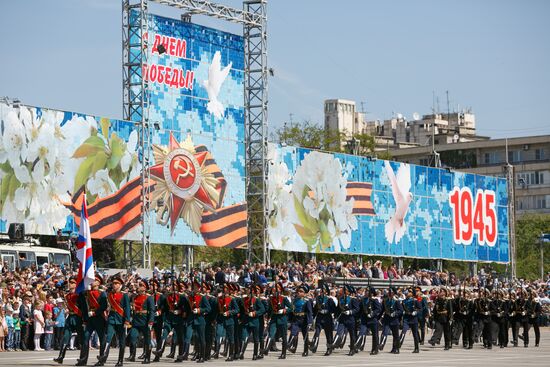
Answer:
top-left (1, 0), bottom-right (549, 139)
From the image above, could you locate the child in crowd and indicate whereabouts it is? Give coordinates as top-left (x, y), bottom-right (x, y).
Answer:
top-left (44, 311), bottom-right (54, 351)
top-left (5, 309), bottom-right (14, 351)
top-left (33, 301), bottom-right (44, 351)
top-left (12, 310), bottom-right (20, 351)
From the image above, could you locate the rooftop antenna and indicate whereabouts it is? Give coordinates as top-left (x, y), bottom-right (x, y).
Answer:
top-left (432, 90), bottom-right (436, 114)
top-left (360, 101), bottom-right (366, 114)
top-left (446, 90), bottom-right (451, 122)
top-left (289, 113), bottom-right (294, 124)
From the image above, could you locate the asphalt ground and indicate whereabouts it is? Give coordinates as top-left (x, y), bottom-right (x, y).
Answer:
top-left (1, 328), bottom-right (549, 366)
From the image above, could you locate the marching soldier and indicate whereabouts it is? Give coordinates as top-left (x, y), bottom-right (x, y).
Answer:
top-left (356, 287), bottom-right (381, 355)
top-left (215, 283), bottom-right (239, 361)
top-left (400, 288), bottom-right (421, 353)
top-left (76, 273), bottom-right (108, 367)
top-left (379, 287), bottom-right (403, 354)
top-left (287, 284), bottom-right (313, 357)
top-left (154, 279), bottom-right (180, 360)
top-left (239, 283), bottom-right (266, 360)
top-left (330, 285), bottom-right (359, 356)
top-left (204, 282), bottom-right (218, 361)
top-left (514, 288), bottom-right (529, 347)
top-left (526, 289), bottom-right (542, 347)
top-left (127, 279), bottom-right (155, 364)
top-left (455, 289), bottom-right (474, 349)
top-left (475, 288), bottom-right (492, 349)
top-left (264, 283), bottom-right (292, 359)
top-left (96, 275), bottom-right (131, 367)
top-left (430, 288), bottom-right (453, 350)
top-left (150, 279), bottom-right (166, 362)
top-left (310, 283), bottom-right (336, 355)
top-left (490, 289), bottom-right (508, 348)
top-left (187, 280), bottom-right (212, 363)
top-left (416, 287), bottom-right (429, 345)
top-left (175, 280), bottom-right (193, 362)
top-left (53, 276), bottom-right (85, 364)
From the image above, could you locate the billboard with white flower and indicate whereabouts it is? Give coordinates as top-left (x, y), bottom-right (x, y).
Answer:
top-left (0, 14), bottom-right (247, 248)
top-left (268, 143), bottom-right (510, 263)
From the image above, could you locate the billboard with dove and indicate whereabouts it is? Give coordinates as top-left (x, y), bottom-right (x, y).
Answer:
top-left (267, 143), bottom-right (510, 263)
top-left (0, 14), bottom-right (246, 248)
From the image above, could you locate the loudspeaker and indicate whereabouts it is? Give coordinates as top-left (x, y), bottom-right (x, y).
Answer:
top-left (8, 223), bottom-right (25, 240)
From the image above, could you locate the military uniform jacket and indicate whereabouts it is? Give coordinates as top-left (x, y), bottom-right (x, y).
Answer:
top-left (513, 298), bottom-right (528, 322)
top-left (359, 296), bottom-right (381, 325)
top-left (382, 297), bottom-right (403, 326)
top-left (402, 298), bottom-right (421, 324)
top-left (188, 293), bottom-right (211, 326)
top-left (313, 295), bottom-right (336, 322)
top-left (454, 297), bottom-right (473, 320)
top-left (526, 299), bottom-right (542, 323)
top-left (337, 295), bottom-right (360, 323)
top-left (82, 289), bottom-right (108, 323)
top-left (132, 293), bottom-right (155, 327)
top-left (433, 297), bottom-right (452, 323)
top-left (152, 292), bottom-right (165, 324)
top-left (475, 298), bottom-right (491, 320)
top-left (267, 295), bottom-right (292, 326)
top-left (242, 295), bottom-right (266, 327)
top-left (291, 297), bottom-right (313, 325)
top-left (216, 296), bottom-right (239, 326)
top-left (107, 291), bottom-right (131, 325)
top-left (206, 295), bottom-right (218, 324)
top-left (490, 298), bottom-right (508, 319)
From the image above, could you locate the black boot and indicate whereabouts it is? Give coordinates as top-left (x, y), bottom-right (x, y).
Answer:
top-left (175, 342), bottom-right (190, 362)
top-left (138, 348), bottom-right (146, 360)
top-left (220, 339), bottom-right (228, 357)
top-left (309, 335), bottom-right (319, 353)
top-left (278, 338), bottom-right (287, 359)
top-left (399, 332), bottom-right (406, 348)
top-left (302, 337), bottom-right (309, 357)
top-left (288, 336), bottom-right (298, 354)
top-left (54, 344), bottom-right (67, 364)
top-left (263, 338), bottom-right (273, 356)
top-left (95, 342), bottom-right (111, 367)
top-left (348, 334), bottom-right (356, 356)
top-left (116, 342), bottom-right (126, 367)
top-left (379, 334), bottom-right (387, 351)
top-left (75, 345), bottom-right (89, 366)
top-left (212, 340), bottom-right (220, 359)
top-left (196, 343), bottom-right (204, 363)
top-left (142, 343), bottom-right (151, 364)
top-left (225, 343), bottom-right (234, 362)
top-left (167, 340), bottom-right (177, 359)
top-left (126, 344), bottom-right (137, 362)
top-left (238, 340), bottom-right (247, 359)
top-left (252, 342), bottom-right (259, 360)
top-left (354, 335), bottom-right (364, 352)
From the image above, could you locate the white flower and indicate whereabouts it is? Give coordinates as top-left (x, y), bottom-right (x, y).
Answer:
top-left (3, 110), bottom-right (27, 166)
top-left (1, 200), bottom-right (25, 223)
top-left (87, 168), bottom-right (116, 198)
top-left (25, 122), bottom-right (58, 166)
top-left (121, 130), bottom-right (138, 173)
top-left (13, 163), bottom-right (31, 184)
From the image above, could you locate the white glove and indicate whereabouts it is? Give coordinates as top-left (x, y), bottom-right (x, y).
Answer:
top-left (88, 311), bottom-right (95, 317)
top-left (390, 312), bottom-right (395, 317)
top-left (248, 312), bottom-right (255, 317)
top-left (277, 309), bottom-right (285, 315)
top-left (412, 311), bottom-right (417, 316)
top-left (344, 310), bottom-right (352, 315)
top-left (156, 311), bottom-right (161, 316)
top-left (320, 309), bottom-right (328, 314)
top-left (193, 308), bottom-right (199, 314)
top-left (173, 310), bottom-right (180, 315)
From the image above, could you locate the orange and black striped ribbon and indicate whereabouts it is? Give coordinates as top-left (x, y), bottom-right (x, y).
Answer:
top-left (346, 182), bottom-right (375, 216)
top-left (200, 203), bottom-right (248, 249)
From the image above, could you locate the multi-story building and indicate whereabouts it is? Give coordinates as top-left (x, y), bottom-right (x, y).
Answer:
top-left (389, 135), bottom-right (550, 216)
top-left (324, 99), bottom-right (366, 136)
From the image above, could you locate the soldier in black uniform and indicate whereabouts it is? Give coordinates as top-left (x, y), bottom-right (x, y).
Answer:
top-left (526, 289), bottom-right (542, 347)
top-left (454, 289), bottom-right (474, 349)
top-left (356, 287), bottom-right (381, 355)
top-left (490, 289), bottom-right (508, 348)
top-left (310, 283), bottom-right (336, 355)
top-left (430, 288), bottom-right (453, 350)
top-left (514, 289), bottom-right (529, 347)
top-left (475, 288), bottom-right (492, 349)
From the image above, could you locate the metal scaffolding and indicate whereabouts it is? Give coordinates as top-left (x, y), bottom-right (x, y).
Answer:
top-left (122, 0), bottom-right (152, 269)
top-left (122, 0), bottom-right (269, 267)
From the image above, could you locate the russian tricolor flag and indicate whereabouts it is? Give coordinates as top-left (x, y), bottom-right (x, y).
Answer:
top-left (76, 194), bottom-right (95, 294)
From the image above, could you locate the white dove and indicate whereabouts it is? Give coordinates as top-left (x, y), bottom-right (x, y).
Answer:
top-left (384, 161), bottom-right (413, 244)
top-left (202, 51), bottom-right (232, 119)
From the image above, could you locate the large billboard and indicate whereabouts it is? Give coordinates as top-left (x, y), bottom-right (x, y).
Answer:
top-left (0, 14), bottom-right (246, 248)
top-left (267, 143), bottom-right (510, 263)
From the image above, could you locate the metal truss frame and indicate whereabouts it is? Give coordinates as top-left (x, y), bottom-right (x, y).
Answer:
top-left (122, 0), bottom-right (269, 267)
top-left (122, 0), bottom-right (152, 269)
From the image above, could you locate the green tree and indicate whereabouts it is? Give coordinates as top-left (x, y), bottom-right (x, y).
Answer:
top-left (515, 214), bottom-right (550, 279)
top-left (273, 120), bottom-right (346, 152)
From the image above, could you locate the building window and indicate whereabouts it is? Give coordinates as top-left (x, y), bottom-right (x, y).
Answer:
top-left (419, 158), bottom-right (429, 166)
top-left (508, 150), bottom-right (521, 162)
top-left (484, 152), bottom-right (498, 164)
top-left (535, 148), bottom-right (545, 160)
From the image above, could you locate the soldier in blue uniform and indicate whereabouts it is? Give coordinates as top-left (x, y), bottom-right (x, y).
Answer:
top-left (77, 273), bottom-right (108, 367)
top-left (127, 279), bottom-right (155, 364)
top-left (355, 287), bottom-right (382, 355)
top-left (203, 282), bottom-right (217, 361)
top-left (53, 276), bottom-right (85, 365)
top-left (287, 284), bottom-right (313, 357)
top-left (310, 283), bottom-right (336, 355)
top-left (96, 275), bottom-right (131, 367)
top-left (416, 287), bottom-right (429, 345)
top-left (400, 288), bottom-right (421, 353)
top-left (264, 283), bottom-right (292, 359)
top-left (187, 280), bottom-right (212, 363)
top-left (330, 285), bottom-right (359, 356)
top-left (379, 287), bottom-right (403, 354)
top-left (238, 284), bottom-right (266, 360)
